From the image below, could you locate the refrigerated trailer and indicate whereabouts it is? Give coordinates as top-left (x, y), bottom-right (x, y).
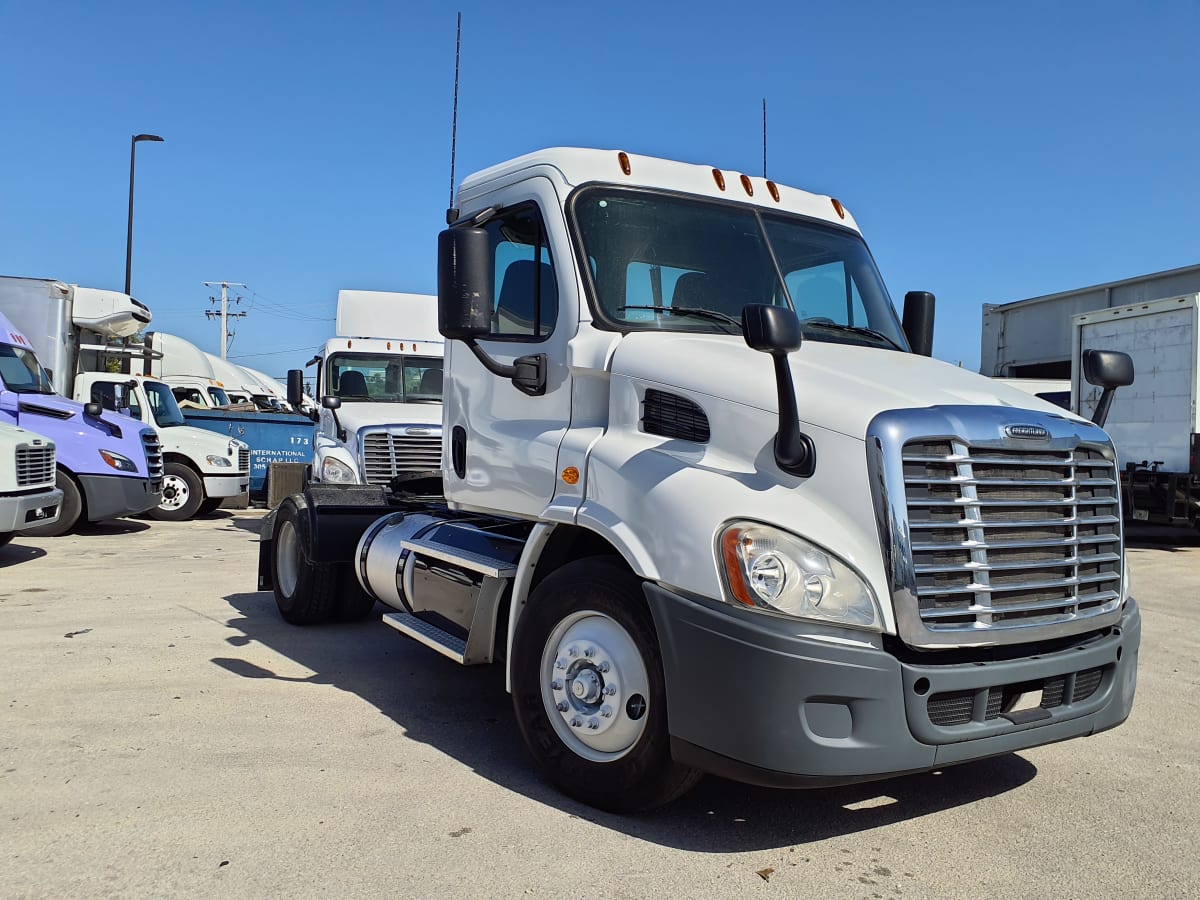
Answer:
top-left (1072, 294), bottom-right (1200, 527)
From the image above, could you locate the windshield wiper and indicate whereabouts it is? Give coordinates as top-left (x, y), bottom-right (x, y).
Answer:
top-left (618, 305), bottom-right (741, 332)
top-left (801, 321), bottom-right (905, 351)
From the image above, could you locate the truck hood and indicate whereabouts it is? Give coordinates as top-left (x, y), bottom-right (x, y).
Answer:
top-left (335, 401), bottom-right (443, 435)
top-left (609, 333), bottom-right (1084, 440)
top-left (9, 392), bottom-right (129, 433)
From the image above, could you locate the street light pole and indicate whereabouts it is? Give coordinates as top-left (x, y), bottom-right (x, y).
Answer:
top-left (124, 133), bottom-right (164, 295)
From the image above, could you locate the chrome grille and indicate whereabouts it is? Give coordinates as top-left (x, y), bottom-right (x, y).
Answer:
top-left (360, 431), bottom-right (442, 485)
top-left (238, 447), bottom-right (250, 473)
top-left (16, 445), bottom-right (56, 487)
top-left (903, 440), bottom-right (1122, 634)
top-left (141, 431), bottom-right (165, 479)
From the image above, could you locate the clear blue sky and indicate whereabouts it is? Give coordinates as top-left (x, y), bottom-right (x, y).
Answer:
top-left (3, 1), bottom-right (1197, 377)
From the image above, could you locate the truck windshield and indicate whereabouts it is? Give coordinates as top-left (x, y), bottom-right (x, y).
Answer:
top-left (207, 386), bottom-right (230, 406)
top-left (570, 187), bottom-right (908, 350)
top-left (326, 354), bottom-right (443, 403)
top-left (143, 380), bottom-right (186, 427)
top-left (0, 344), bottom-right (56, 394)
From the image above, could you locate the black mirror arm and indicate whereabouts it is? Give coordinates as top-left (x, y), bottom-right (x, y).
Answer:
top-left (769, 352), bottom-right (815, 477)
top-left (1091, 388), bottom-right (1116, 429)
top-left (463, 339), bottom-right (546, 396)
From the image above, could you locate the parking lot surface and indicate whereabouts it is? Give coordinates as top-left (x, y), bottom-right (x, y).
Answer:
top-left (1, 512), bottom-right (1197, 898)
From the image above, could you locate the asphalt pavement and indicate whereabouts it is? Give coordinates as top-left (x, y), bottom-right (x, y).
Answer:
top-left (1, 512), bottom-right (1196, 898)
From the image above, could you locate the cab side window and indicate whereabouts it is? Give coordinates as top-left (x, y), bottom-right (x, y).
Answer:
top-left (483, 204), bottom-right (558, 339)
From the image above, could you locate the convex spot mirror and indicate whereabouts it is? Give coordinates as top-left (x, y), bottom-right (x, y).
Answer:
top-left (742, 304), bottom-right (802, 354)
top-left (321, 396), bottom-right (341, 410)
top-left (1082, 349), bottom-right (1134, 389)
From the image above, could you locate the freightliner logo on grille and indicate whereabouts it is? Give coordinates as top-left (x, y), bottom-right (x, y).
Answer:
top-left (1005, 424), bottom-right (1050, 440)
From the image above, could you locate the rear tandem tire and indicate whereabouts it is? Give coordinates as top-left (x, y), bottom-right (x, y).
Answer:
top-left (21, 471), bottom-right (82, 537)
top-left (510, 556), bottom-right (702, 813)
top-left (271, 495), bottom-right (338, 625)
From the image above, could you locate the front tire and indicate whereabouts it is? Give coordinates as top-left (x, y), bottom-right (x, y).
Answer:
top-left (22, 471), bottom-right (82, 537)
top-left (511, 557), bottom-right (701, 812)
top-left (150, 462), bottom-right (204, 521)
top-left (272, 495), bottom-right (337, 624)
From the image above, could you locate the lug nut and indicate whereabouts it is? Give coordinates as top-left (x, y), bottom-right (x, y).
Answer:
top-left (551, 679), bottom-right (563, 691)
top-left (555, 658), bottom-right (566, 670)
top-left (598, 661), bottom-right (610, 673)
top-left (584, 646), bottom-right (595, 658)
top-left (600, 706), bottom-right (612, 718)
top-left (570, 716), bottom-right (583, 728)
top-left (604, 685), bottom-right (617, 696)
top-left (567, 646), bottom-right (578, 658)
top-left (556, 701), bottom-right (568, 712)
top-left (587, 718), bottom-right (600, 730)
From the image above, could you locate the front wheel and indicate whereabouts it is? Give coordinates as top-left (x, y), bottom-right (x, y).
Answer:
top-left (511, 557), bottom-right (701, 812)
top-left (21, 471), bottom-right (82, 537)
top-left (150, 462), bottom-right (204, 521)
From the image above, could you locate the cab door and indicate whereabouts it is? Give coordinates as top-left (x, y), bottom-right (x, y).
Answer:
top-left (442, 177), bottom-right (576, 519)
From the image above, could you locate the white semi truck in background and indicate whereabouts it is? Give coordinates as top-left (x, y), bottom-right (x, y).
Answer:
top-left (287, 290), bottom-right (443, 493)
top-left (1072, 294), bottom-right (1200, 529)
top-left (0, 424), bottom-right (62, 547)
top-left (259, 147), bottom-right (1140, 812)
top-left (0, 278), bottom-right (249, 520)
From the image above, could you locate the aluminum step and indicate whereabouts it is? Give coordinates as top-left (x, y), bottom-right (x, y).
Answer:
top-left (382, 612), bottom-right (467, 664)
top-left (400, 536), bottom-right (517, 578)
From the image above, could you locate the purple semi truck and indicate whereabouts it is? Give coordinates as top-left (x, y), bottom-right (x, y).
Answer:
top-left (0, 311), bottom-right (162, 535)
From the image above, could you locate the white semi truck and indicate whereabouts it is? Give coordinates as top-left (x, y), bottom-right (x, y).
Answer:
top-left (0, 424), bottom-right (62, 547)
top-left (259, 148), bottom-right (1140, 812)
top-left (287, 290), bottom-right (443, 492)
top-left (1072, 294), bottom-right (1200, 528)
top-left (0, 279), bottom-right (249, 521)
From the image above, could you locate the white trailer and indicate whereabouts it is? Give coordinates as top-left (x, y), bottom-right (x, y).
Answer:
top-left (1072, 294), bottom-right (1200, 526)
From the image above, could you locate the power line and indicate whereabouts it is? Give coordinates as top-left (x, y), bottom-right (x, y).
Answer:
top-left (230, 345), bottom-right (322, 359)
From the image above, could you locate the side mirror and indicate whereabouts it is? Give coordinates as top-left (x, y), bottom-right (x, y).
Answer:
top-left (438, 227), bottom-right (493, 340)
top-left (287, 369), bottom-right (305, 408)
top-left (321, 395), bottom-right (341, 411)
top-left (902, 291), bottom-right (935, 357)
top-left (741, 304), bottom-right (814, 477)
top-left (84, 401), bottom-right (103, 418)
top-left (1082, 349), bottom-right (1134, 428)
top-left (743, 304), bottom-right (802, 353)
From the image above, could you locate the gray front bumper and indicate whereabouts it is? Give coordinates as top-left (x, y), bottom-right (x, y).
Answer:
top-left (645, 583), bottom-right (1140, 787)
top-left (0, 489), bottom-right (63, 532)
top-left (78, 474), bottom-right (162, 521)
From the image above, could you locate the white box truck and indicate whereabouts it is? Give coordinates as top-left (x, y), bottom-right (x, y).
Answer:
top-left (0, 424), bottom-right (62, 547)
top-left (259, 147), bottom-right (1140, 812)
top-left (1072, 294), bottom-right (1200, 527)
top-left (287, 291), bottom-right (443, 494)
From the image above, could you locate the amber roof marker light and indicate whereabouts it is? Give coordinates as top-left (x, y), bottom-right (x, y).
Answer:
top-left (766, 180), bottom-right (780, 203)
top-left (712, 168), bottom-right (726, 191)
top-left (740, 174), bottom-right (754, 196)
top-left (617, 151), bottom-right (631, 176)
top-left (831, 198), bottom-right (846, 219)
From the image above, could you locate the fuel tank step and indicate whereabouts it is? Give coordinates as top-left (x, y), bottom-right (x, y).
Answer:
top-left (382, 612), bottom-right (467, 664)
top-left (399, 535), bottom-right (518, 578)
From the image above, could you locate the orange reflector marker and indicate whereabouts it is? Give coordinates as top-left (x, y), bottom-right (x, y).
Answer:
top-left (618, 151), bottom-right (631, 176)
top-left (387, 341), bottom-right (392, 350)
top-left (561, 466), bottom-right (580, 485)
top-left (740, 174), bottom-right (754, 196)
top-left (766, 180), bottom-right (780, 202)
top-left (831, 198), bottom-right (846, 219)
top-left (347, 339), bottom-right (353, 348)
top-left (712, 168), bottom-right (726, 191)
top-left (720, 528), bottom-right (757, 607)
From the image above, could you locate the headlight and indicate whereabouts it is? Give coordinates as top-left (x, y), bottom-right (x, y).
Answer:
top-left (321, 456), bottom-right (357, 483)
top-left (719, 522), bottom-right (882, 630)
top-left (99, 449), bottom-right (138, 473)
top-left (206, 454), bottom-right (232, 467)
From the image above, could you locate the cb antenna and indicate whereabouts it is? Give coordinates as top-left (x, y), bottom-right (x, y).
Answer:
top-left (446, 12), bottom-right (462, 225)
top-left (762, 97), bottom-right (768, 178)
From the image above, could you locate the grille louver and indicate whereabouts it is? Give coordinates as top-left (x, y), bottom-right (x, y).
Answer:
top-left (642, 389), bottom-right (710, 443)
top-left (902, 440), bottom-right (1122, 636)
top-left (141, 431), bottom-right (164, 479)
top-left (361, 431), bottom-right (443, 485)
top-left (16, 445), bottom-right (56, 487)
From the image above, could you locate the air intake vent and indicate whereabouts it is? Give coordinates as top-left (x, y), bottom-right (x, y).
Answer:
top-left (642, 390), bottom-right (709, 443)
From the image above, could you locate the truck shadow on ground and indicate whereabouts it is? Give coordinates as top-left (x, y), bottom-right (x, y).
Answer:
top-left (0, 541), bottom-right (48, 568)
top-left (217, 589), bottom-right (1037, 852)
top-left (76, 519), bottom-right (151, 536)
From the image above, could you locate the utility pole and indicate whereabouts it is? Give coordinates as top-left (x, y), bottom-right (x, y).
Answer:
top-left (202, 281), bottom-right (247, 359)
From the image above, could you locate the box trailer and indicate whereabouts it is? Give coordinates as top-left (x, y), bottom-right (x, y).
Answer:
top-left (1072, 294), bottom-right (1200, 526)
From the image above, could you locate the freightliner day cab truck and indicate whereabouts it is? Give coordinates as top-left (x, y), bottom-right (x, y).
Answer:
top-left (0, 279), bottom-right (249, 521)
top-left (0, 309), bottom-right (161, 536)
top-left (259, 148), bottom-right (1141, 811)
top-left (288, 290), bottom-right (443, 492)
top-left (0, 424), bottom-right (62, 547)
